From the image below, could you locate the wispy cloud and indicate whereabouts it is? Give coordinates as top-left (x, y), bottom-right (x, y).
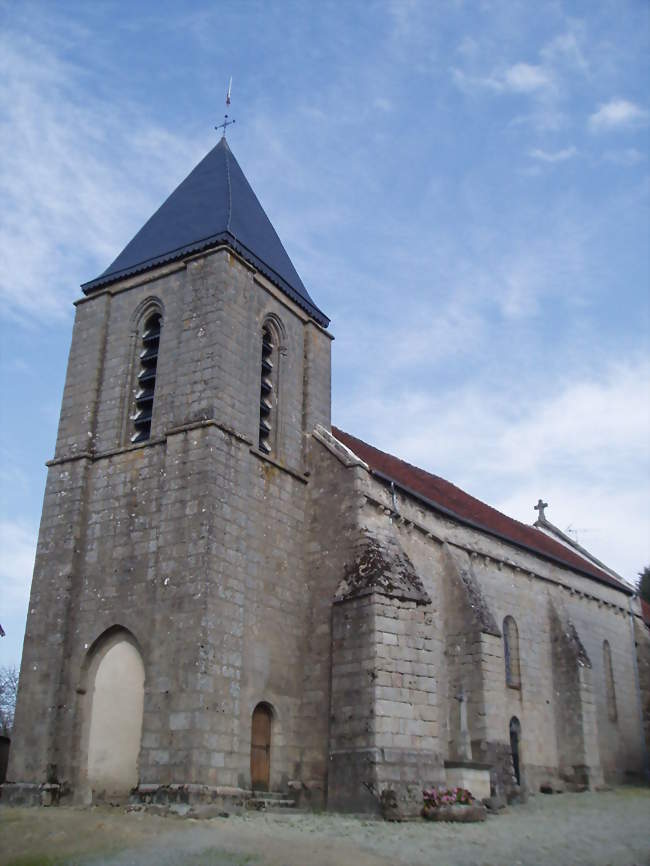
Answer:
top-left (0, 521), bottom-right (36, 612)
top-left (589, 99), bottom-right (648, 132)
top-left (373, 97), bottom-right (393, 113)
top-left (540, 30), bottom-right (589, 74)
top-left (503, 63), bottom-right (553, 93)
top-left (603, 148), bottom-right (645, 167)
top-left (0, 519), bottom-right (38, 665)
top-left (452, 62), bottom-right (553, 95)
top-left (529, 146), bottom-right (578, 163)
top-left (0, 29), bottom-right (202, 325)
top-left (451, 46), bottom-right (566, 131)
top-left (338, 357), bottom-right (650, 580)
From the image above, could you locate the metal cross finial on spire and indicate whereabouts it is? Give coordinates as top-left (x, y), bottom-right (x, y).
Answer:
top-left (534, 498), bottom-right (549, 522)
top-left (215, 76), bottom-right (236, 138)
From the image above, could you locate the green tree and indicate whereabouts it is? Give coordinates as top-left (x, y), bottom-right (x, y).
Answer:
top-left (637, 565), bottom-right (650, 604)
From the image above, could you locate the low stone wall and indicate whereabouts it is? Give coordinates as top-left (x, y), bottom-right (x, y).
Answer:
top-left (444, 762), bottom-right (491, 800)
top-left (1, 782), bottom-right (62, 806)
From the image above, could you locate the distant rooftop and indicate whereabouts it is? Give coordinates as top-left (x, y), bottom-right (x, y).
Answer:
top-left (82, 137), bottom-right (329, 328)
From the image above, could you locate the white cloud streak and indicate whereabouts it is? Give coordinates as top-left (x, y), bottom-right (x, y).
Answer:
top-left (337, 357), bottom-right (650, 581)
top-left (602, 148), bottom-right (645, 167)
top-left (503, 63), bottom-right (553, 93)
top-left (0, 520), bottom-right (37, 667)
top-left (0, 521), bottom-right (37, 613)
top-left (452, 63), bottom-right (553, 95)
top-left (589, 99), bottom-right (648, 132)
top-left (0, 30), bottom-right (202, 325)
top-left (529, 146), bottom-right (578, 163)
top-left (540, 30), bottom-right (589, 73)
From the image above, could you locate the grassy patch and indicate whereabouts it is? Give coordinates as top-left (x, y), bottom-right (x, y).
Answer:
top-left (4, 846), bottom-right (259, 866)
top-left (5, 856), bottom-right (79, 866)
top-left (612, 785), bottom-right (650, 797)
top-left (179, 851), bottom-right (258, 866)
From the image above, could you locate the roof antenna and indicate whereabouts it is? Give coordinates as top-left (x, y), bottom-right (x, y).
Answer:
top-left (215, 77), bottom-right (236, 138)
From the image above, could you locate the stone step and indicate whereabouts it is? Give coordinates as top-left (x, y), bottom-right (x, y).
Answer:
top-left (247, 795), bottom-right (297, 810)
top-left (249, 790), bottom-right (292, 801)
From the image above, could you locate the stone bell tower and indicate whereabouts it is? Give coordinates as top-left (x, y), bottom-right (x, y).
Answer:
top-left (6, 134), bottom-right (332, 805)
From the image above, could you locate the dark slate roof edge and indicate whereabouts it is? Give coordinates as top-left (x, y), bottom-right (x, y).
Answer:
top-left (81, 232), bottom-right (330, 328)
top-left (370, 468), bottom-right (633, 595)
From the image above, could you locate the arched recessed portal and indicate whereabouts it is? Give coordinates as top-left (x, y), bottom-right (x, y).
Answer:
top-left (509, 716), bottom-right (522, 786)
top-left (250, 702), bottom-right (273, 791)
top-left (85, 633), bottom-right (144, 798)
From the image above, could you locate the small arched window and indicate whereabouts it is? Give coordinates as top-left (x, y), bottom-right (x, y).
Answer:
top-left (603, 640), bottom-right (617, 722)
top-left (132, 312), bottom-right (162, 443)
top-left (258, 321), bottom-right (279, 455)
top-left (503, 615), bottom-right (521, 689)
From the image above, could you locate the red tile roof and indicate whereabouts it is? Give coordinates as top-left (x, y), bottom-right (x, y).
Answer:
top-left (331, 427), bottom-right (630, 594)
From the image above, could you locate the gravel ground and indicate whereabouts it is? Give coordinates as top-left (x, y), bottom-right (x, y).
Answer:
top-left (1, 787), bottom-right (649, 866)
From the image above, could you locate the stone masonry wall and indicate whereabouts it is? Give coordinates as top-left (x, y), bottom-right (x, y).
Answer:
top-left (8, 248), bottom-right (332, 802)
top-left (307, 435), bottom-right (446, 813)
top-left (549, 602), bottom-right (603, 787)
top-left (9, 244), bottom-right (645, 809)
top-left (328, 593), bottom-right (442, 815)
top-left (564, 596), bottom-right (643, 783)
top-left (299, 434), bottom-right (363, 807)
top-left (8, 457), bottom-right (91, 786)
top-left (633, 617), bottom-right (650, 765)
top-left (341, 471), bottom-right (646, 794)
top-left (329, 595), bottom-right (378, 812)
top-left (370, 595), bottom-right (442, 809)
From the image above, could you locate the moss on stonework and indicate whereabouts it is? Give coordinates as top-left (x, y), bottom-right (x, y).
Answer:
top-left (335, 533), bottom-right (430, 605)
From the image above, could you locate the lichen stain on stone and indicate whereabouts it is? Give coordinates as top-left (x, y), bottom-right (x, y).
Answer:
top-left (564, 620), bottom-right (592, 668)
top-left (125, 448), bottom-right (145, 467)
top-left (260, 461), bottom-right (278, 491)
top-left (336, 533), bottom-right (430, 605)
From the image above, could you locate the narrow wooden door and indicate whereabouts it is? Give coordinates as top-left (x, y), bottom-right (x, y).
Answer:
top-left (250, 704), bottom-right (272, 790)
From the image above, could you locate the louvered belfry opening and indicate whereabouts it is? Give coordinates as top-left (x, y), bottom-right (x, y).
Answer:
top-left (132, 313), bottom-right (162, 443)
top-left (259, 324), bottom-right (274, 454)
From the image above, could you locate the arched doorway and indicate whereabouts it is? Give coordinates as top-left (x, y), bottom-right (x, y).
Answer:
top-left (85, 632), bottom-right (145, 798)
top-left (509, 716), bottom-right (522, 786)
top-left (250, 703), bottom-right (273, 791)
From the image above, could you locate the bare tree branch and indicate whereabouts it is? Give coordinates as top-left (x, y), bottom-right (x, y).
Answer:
top-left (0, 665), bottom-right (19, 737)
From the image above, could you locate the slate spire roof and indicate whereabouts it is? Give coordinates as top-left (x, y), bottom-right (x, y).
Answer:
top-left (81, 136), bottom-right (329, 327)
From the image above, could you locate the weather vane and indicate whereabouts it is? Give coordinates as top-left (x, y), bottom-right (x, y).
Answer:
top-left (216, 77), bottom-right (236, 138)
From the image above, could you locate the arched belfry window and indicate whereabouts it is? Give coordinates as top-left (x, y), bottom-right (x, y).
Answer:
top-left (503, 616), bottom-right (521, 689)
top-left (258, 321), bottom-right (280, 455)
top-left (132, 312), bottom-right (162, 443)
top-left (603, 640), bottom-right (617, 722)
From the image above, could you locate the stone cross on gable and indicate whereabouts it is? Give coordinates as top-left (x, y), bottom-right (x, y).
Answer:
top-left (534, 499), bottom-right (549, 521)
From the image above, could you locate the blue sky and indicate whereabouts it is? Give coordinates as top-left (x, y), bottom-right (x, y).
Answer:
top-left (1, 0), bottom-right (648, 668)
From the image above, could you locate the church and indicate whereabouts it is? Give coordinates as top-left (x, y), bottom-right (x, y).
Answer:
top-left (4, 133), bottom-right (649, 813)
